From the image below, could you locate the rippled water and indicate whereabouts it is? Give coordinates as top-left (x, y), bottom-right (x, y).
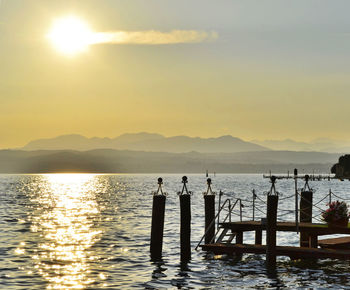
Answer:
top-left (1, 174), bottom-right (350, 289)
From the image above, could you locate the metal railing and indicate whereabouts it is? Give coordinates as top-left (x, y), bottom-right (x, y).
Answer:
top-left (196, 178), bottom-right (346, 250)
top-left (195, 197), bottom-right (242, 250)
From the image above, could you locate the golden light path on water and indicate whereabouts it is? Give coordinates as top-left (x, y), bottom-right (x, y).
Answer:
top-left (29, 174), bottom-right (103, 289)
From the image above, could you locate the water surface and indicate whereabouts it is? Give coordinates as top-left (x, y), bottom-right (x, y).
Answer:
top-left (1, 174), bottom-right (350, 289)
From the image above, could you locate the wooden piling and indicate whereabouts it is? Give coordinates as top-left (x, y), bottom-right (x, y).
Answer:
top-left (255, 229), bottom-right (262, 245)
top-left (309, 235), bottom-right (318, 248)
top-left (180, 194), bottom-right (191, 261)
top-left (300, 191), bottom-right (313, 247)
top-left (150, 194), bottom-right (166, 260)
top-left (204, 194), bottom-right (215, 244)
top-left (294, 169), bottom-right (299, 232)
top-left (235, 231), bottom-right (244, 259)
top-left (236, 232), bottom-right (243, 244)
top-left (266, 195), bottom-right (278, 269)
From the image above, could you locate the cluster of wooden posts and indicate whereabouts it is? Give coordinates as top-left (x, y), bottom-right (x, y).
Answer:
top-left (150, 176), bottom-right (215, 262)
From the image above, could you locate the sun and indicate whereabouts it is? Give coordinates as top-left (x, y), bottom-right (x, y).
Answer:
top-left (47, 16), bottom-right (95, 55)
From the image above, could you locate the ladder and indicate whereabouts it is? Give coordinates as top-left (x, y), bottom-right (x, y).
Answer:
top-left (195, 197), bottom-right (242, 250)
top-left (216, 228), bottom-right (237, 244)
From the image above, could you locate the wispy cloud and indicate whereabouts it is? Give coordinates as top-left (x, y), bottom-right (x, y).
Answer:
top-left (92, 30), bottom-right (218, 45)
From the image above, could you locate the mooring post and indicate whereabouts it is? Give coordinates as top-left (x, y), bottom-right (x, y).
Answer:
top-left (204, 178), bottom-right (215, 244)
top-left (299, 175), bottom-right (313, 247)
top-left (266, 176), bottom-right (278, 270)
top-left (252, 189), bottom-right (256, 221)
top-left (217, 190), bottom-right (223, 228)
top-left (179, 176), bottom-right (191, 261)
top-left (252, 189), bottom-right (262, 244)
top-left (294, 168), bottom-right (299, 233)
top-left (150, 177), bottom-right (166, 260)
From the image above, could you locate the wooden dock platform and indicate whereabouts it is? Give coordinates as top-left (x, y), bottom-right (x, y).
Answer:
top-left (200, 221), bottom-right (350, 260)
top-left (220, 221), bottom-right (350, 235)
top-left (201, 243), bottom-right (350, 260)
top-left (319, 237), bottom-right (350, 249)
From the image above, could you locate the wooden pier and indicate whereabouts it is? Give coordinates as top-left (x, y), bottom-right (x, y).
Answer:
top-left (201, 243), bottom-right (350, 260)
top-left (197, 173), bottom-right (350, 264)
top-left (200, 220), bottom-right (350, 260)
top-left (149, 173), bottom-right (350, 267)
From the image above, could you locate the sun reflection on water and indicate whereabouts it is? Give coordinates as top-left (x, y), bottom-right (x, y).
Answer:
top-left (30, 174), bottom-right (102, 289)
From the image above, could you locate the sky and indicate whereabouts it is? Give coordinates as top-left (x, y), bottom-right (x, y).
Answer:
top-left (1, 0), bottom-right (350, 148)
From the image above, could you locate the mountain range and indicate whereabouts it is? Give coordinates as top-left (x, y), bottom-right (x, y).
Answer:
top-left (0, 133), bottom-right (344, 173)
top-left (22, 133), bottom-right (269, 153)
top-left (252, 138), bottom-right (350, 153)
top-left (21, 133), bottom-right (350, 153)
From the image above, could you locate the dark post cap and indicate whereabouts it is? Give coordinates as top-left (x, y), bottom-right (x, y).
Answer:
top-left (294, 168), bottom-right (298, 176)
top-left (158, 177), bottom-right (163, 184)
top-left (270, 175), bottom-right (277, 184)
top-left (182, 176), bottom-right (188, 183)
top-left (207, 178), bottom-right (211, 184)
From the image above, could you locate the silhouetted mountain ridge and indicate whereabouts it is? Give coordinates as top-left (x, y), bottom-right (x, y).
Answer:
top-left (23, 133), bottom-right (269, 153)
top-left (252, 138), bottom-right (350, 153)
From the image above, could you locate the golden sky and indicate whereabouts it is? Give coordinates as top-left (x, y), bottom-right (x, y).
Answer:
top-left (1, 0), bottom-right (350, 148)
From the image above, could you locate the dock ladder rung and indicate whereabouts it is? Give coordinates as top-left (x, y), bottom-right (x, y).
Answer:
top-left (225, 233), bottom-right (236, 244)
top-left (216, 228), bottom-right (230, 243)
top-left (216, 229), bottom-right (236, 244)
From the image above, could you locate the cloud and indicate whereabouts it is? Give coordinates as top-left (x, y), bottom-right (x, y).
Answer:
top-left (92, 30), bottom-right (218, 45)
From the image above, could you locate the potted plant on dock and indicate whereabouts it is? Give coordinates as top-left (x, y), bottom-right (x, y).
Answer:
top-left (322, 200), bottom-right (350, 227)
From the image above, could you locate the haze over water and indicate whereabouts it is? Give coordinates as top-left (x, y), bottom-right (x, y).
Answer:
top-left (1, 173), bottom-right (350, 289)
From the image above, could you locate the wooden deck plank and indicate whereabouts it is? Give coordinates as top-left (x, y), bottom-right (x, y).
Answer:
top-left (220, 221), bottom-right (350, 235)
top-left (319, 237), bottom-right (350, 249)
top-left (201, 243), bottom-right (350, 260)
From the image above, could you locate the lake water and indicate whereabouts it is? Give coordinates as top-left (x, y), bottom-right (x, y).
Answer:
top-left (1, 174), bottom-right (350, 289)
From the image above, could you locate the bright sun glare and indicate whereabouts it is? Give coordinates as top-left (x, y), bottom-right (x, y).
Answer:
top-left (47, 16), bottom-right (94, 55)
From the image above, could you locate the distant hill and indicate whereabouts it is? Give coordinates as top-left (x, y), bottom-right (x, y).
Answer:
top-left (22, 133), bottom-right (269, 153)
top-left (252, 139), bottom-right (315, 151)
top-left (252, 138), bottom-right (350, 153)
top-left (0, 149), bottom-right (339, 174)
